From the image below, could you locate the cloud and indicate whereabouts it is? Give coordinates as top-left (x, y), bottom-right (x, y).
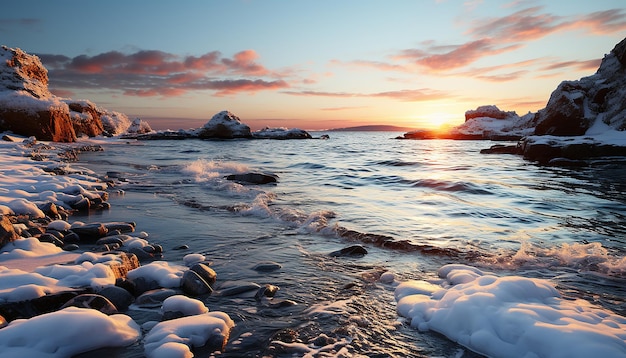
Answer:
top-left (540, 59), bottom-right (602, 72)
top-left (390, 6), bottom-right (626, 74)
top-left (38, 49), bottom-right (289, 97)
top-left (284, 88), bottom-right (451, 102)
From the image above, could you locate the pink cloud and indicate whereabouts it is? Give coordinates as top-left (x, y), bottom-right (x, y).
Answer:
top-left (40, 49), bottom-right (289, 98)
top-left (284, 88), bottom-right (452, 102)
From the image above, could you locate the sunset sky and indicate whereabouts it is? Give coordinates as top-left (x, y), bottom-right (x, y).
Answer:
top-left (2, 0), bottom-right (625, 130)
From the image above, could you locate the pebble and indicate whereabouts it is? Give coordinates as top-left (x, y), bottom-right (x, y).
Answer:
top-left (252, 261), bottom-right (283, 272)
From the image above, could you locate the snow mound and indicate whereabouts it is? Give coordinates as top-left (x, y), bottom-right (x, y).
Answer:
top-left (395, 264), bottom-right (626, 358)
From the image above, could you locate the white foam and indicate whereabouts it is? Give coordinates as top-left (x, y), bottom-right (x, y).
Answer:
top-left (395, 264), bottom-right (626, 357)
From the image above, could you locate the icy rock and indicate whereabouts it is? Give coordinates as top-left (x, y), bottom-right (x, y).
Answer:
top-left (197, 110), bottom-right (252, 139)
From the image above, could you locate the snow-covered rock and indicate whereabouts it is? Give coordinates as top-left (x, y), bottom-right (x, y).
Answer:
top-left (252, 127), bottom-right (312, 139)
top-left (452, 105), bottom-right (535, 140)
top-left (125, 118), bottom-right (153, 135)
top-left (197, 111), bottom-right (252, 139)
top-left (0, 46), bottom-right (141, 141)
top-left (532, 37), bottom-right (626, 136)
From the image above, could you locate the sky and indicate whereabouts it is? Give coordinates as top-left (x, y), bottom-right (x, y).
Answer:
top-left (2, 0), bottom-right (625, 131)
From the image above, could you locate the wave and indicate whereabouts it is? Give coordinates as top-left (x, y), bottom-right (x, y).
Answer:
top-left (406, 178), bottom-right (494, 195)
top-left (488, 241), bottom-right (626, 277)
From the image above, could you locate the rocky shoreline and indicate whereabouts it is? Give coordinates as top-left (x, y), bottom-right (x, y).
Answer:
top-left (0, 138), bottom-right (241, 356)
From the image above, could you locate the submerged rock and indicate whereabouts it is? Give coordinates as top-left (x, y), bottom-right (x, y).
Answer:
top-left (226, 173), bottom-right (278, 184)
top-left (329, 245), bottom-right (368, 257)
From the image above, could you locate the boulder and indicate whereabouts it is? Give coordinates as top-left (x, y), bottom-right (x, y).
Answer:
top-left (66, 100), bottom-right (105, 137)
top-left (532, 37), bottom-right (626, 135)
top-left (125, 117), bottom-right (153, 134)
top-left (464, 105), bottom-right (516, 121)
top-left (252, 127), bottom-right (313, 139)
top-left (0, 215), bottom-right (19, 249)
top-left (197, 111), bottom-right (252, 139)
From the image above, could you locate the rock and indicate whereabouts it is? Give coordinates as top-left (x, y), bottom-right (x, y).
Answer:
top-left (60, 294), bottom-right (118, 314)
top-left (479, 144), bottom-right (520, 155)
top-left (131, 276), bottom-right (162, 296)
top-left (0, 290), bottom-right (86, 321)
top-left (40, 202), bottom-right (60, 220)
top-left (0, 215), bottom-right (19, 249)
top-left (69, 223), bottom-right (108, 241)
top-left (532, 37), bottom-right (626, 136)
top-left (254, 284), bottom-right (280, 301)
top-left (252, 127), bottom-right (313, 139)
top-left (66, 100), bottom-right (105, 137)
top-left (226, 173), bottom-right (278, 184)
top-left (190, 263), bottom-right (217, 287)
top-left (465, 105), bottom-right (516, 121)
top-left (98, 286), bottom-right (134, 311)
top-left (103, 221), bottom-right (136, 233)
top-left (0, 314), bottom-right (7, 329)
top-left (251, 261), bottom-right (283, 272)
top-left (181, 270), bottom-right (213, 296)
top-left (125, 117), bottom-right (153, 134)
top-left (216, 281), bottom-right (261, 297)
top-left (38, 233), bottom-right (64, 247)
top-left (329, 245), bottom-right (368, 257)
top-left (135, 288), bottom-right (179, 308)
top-left (104, 252), bottom-right (140, 280)
top-left (63, 243), bottom-right (80, 251)
top-left (197, 111), bottom-right (252, 139)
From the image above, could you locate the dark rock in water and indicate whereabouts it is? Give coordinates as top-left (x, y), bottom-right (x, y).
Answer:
top-left (96, 235), bottom-right (126, 246)
top-left (135, 288), bottom-right (179, 308)
top-left (63, 243), bottom-right (80, 251)
top-left (266, 299), bottom-right (298, 308)
top-left (329, 245), bottom-right (368, 257)
top-left (252, 261), bottom-right (283, 272)
top-left (255, 284), bottom-right (280, 301)
top-left (45, 229), bottom-right (64, 240)
top-left (181, 270), bottom-right (213, 296)
top-left (103, 221), bottom-right (136, 233)
top-left (38, 233), bottom-right (64, 247)
top-left (480, 144), bottom-right (520, 155)
top-left (0, 215), bottom-right (19, 249)
top-left (190, 263), bottom-right (217, 287)
top-left (63, 232), bottom-right (81, 244)
top-left (216, 281), bottom-right (261, 296)
top-left (70, 223), bottom-right (108, 241)
top-left (226, 173), bottom-right (278, 184)
top-left (173, 244), bottom-right (190, 250)
top-left (71, 197), bottom-right (91, 212)
top-left (129, 276), bottom-right (161, 296)
top-left (0, 290), bottom-right (86, 321)
top-left (129, 246), bottom-right (157, 261)
top-left (39, 202), bottom-right (60, 219)
top-left (98, 286), bottom-right (134, 311)
top-left (60, 294), bottom-right (118, 314)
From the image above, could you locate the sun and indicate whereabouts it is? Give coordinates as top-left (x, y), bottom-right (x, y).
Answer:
top-left (425, 112), bottom-right (459, 130)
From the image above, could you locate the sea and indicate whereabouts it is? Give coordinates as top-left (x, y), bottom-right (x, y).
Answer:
top-left (76, 131), bottom-right (626, 357)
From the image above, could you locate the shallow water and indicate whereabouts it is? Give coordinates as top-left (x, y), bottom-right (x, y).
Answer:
top-left (77, 132), bottom-right (626, 356)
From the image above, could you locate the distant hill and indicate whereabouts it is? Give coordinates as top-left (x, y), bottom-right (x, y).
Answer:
top-left (329, 125), bottom-right (417, 132)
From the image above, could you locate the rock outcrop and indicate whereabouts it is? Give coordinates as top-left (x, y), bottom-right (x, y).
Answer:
top-left (531, 37), bottom-right (626, 136)
top-left (252, 127), bottom-right (313, 139)
top-left (197, 111), bottom-right (252, 139)
top-left (0, 46), bottom-right (139, 141)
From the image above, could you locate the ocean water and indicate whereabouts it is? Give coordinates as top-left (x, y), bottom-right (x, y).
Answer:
top-left (77, 132), bottom-right (626, 357)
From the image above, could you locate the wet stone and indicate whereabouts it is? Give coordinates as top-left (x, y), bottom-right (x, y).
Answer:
top-left (252, 261), bottom-right (283, 272)
top-left (181, 270), bottom-right (213, 296)
top-left (255, 284), bottom-right (280, 300)
top-left (63, 243), bottom-right (79, 251)
top-left (38, 233), bottom-right (63, 247)
top-left (329, 245), bottom-right (368, 257)
top-left (70, 223), bottom-right (108, 241)
top-left (217, 281), bottom-right (261, 297)
top-left (63, 232), bottom-right (80, 244)
top-left (190, 263), bottom-right (217, 287)
top-left (98, 286), bottom-right (134, 311)
top-left (135, 288), bottom-right (179, 308)
top-left (60, 294), bottom-right (118, 315)
top-left (103, 221), bottom-right (136, 233)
